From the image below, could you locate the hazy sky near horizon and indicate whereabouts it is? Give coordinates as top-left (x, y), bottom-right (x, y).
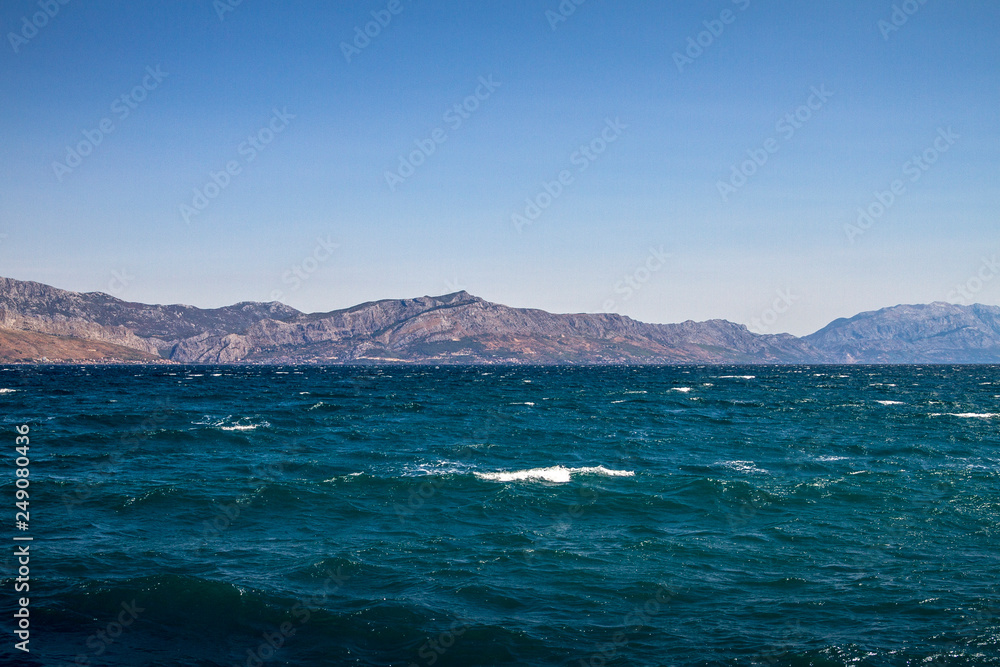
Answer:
top-left (1, 1), bottom-right (997, 335)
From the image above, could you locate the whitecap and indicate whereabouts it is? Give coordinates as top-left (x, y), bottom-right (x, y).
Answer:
top-left (716, 375), bottom-right (755, 380)
top-left (219, 423), bottom-right (265, 431)
top-left (718, 460), bottom-right (768, 474)
top-left (671, 387), bottom-right (693, 393)
top-left (323, 472), bottom-right (364, 482)
top-left (407, 460), bottom-right (474, 477)
top-left (941, 413), bottom-right (1000, 419)
top-left (197, 415), bottom-right (270, 431)
top-left (474, 465), bottom-right (635, 484)
top-left (875, 400), bottom-right (904, 406)
top-left (0, 388), bottom-right (18, 394)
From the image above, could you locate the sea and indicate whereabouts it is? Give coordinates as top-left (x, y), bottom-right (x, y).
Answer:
top-left (1, 364), bottom-right (998, 666)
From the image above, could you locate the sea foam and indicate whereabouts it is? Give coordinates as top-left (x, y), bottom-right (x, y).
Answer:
top-left (219, 423), bottom-right (264, 431)
top-left (718, 460), bottom-right (768, 474)
top-left (474, 465), bottom-right (635, 483)
top-left (931, 412), bottom-right (1000, 419)
top-left (196, 416), bottom-right (270, 431)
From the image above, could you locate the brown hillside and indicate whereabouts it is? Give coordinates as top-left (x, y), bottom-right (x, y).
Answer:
top-left (0, 328), bottom-right (162, 363)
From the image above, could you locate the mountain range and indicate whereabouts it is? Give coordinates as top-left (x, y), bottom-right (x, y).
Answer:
top-left (3, 276), bottom-right (1000, 364)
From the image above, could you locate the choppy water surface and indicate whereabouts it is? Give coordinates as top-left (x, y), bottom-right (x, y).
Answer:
top-left (2, 365), bottom-right (999, 666)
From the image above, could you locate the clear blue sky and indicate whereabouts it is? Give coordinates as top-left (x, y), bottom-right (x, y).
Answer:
top-left (1, 0), bottom-right (997, 335)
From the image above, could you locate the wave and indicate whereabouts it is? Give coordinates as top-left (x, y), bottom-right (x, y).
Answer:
top-left (715, 375), bottom-right (755, 379)
top-left (121, 485), bottom-right (183, 509)
top-left (930, 412), bottom-right (1000, 419)
top-left (219, 423), bottom-right (265, 431)
top-left (404, 460), bottom-right (476, 477)
top-left (474, 465), bottom-right (635, 483)
top-left (0, 388), bottom-right (18, 393)
top-left (671, 387), bottom-right (693, 393)
top-left (874, 400), bottom-right (904, 405)
top-left (718, 460), bottom-right (768, 474)
top-left (194, 415), bottom-right (271, 431)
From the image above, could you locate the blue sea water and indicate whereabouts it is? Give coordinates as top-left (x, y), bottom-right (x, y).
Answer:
top-left (1, 364), bottom-right (999, 666)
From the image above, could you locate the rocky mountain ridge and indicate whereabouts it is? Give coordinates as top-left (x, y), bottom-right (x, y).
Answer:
top-left (2, 276), bottom-right (999, 364)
